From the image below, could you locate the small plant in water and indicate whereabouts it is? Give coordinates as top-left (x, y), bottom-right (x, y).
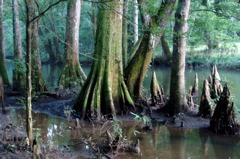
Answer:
top-left (64, 105), bottom-right (75, 120)
top-left (112, 116), bottom-right (123, 139)
top-left (130, 112), bottom-right (151, 127)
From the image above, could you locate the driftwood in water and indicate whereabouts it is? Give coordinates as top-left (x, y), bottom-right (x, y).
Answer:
top-left (210, 85), bottom-right (239, 134)
top-left (192, 73), bottom-right (198, 97)
top-left (0, 76), bottom-right (6, 114)
top-left (150, 71), bottom-right (165, 106)
top-left (211, 65), bottom-right (223, 98)
top-left (198, 79), bottom-right (214, 117)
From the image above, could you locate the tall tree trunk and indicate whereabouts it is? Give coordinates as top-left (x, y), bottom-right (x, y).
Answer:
top-left (122, 0), bottom-right (128, 68)
top-left (12, 0), bottom-right (25, 92)
top-left (50, 11), bottom-right (62, 63)
top-left (39, 27), bottom-right (56, 63)
top-left (161, 32), bottom-right (171, 64)
top-left (133, 0), bottom-right (138, 44)
top-left (125, 0), bottom-right (176, 98)
top-left (74, 0), bottom-right (134, 120)
top-left (168, 0), bottom-right (191, 115)
top-left (58, 0), bottom-right (86, 88)
top-left (0, 0), bottom-right (10, 86)
top-left (25, 0), bottom-right (33, 147)
top-left (91, 2), bottom-right (97, 40)
top-left (0, 76), bottom-right (6, 113)
top-left (32, 19), bottom-right (47, 93)
top-left (202, 0), bottom-right (208, 6)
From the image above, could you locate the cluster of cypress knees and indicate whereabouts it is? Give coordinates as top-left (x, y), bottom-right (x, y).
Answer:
top-left (150, 65), bottom-right (239, 135)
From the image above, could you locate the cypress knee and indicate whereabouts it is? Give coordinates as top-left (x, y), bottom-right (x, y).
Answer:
top-left (210, 85), bottom-right (239, 134)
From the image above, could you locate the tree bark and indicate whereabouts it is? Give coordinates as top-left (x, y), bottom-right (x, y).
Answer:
top-left (25, 0), bottom-right (33, 147)
top-left (91, 2), bottom-right (97, 40)
top-left (74, 0), bottom-right (134, 120)
top-left (39, 27), bottom-right (56, 63)
top-left (58, 0), bottom-right (86, 88)
top-left (161, 32), bottom-right (171, 64)
top-left (50, 11), bottom-right (62, 63)
top-left (0, 0), bottom-right (10, 86)
top-left (0, 76), bottom-right (5, 113)
top-left (168, 0), bottom-right (191, 115)
top-left (12, 0), bottom-right (25, 92)
top-left (133, 0), bottom-right (138, 44)
top-left (125, 0), bottom-right (176, 98)
top-left (31, 18), bottom-right (47, 93)
top-left (122, 0), bottom-right (128, 68)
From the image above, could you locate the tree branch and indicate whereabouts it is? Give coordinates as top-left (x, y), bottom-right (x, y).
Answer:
top-left (29, 0), bottom-right (64, 24)
top-left (191, 9), bottom-right (240, 21)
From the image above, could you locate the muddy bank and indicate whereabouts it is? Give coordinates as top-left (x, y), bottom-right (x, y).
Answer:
top-left (3, 89), bottom-right (211, 129)
top-left (0, 111), bottom-right (81, 159)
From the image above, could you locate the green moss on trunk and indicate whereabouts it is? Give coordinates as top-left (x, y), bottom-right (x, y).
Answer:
top-left (58, 0), bottom-right (86, 88)
top-left (168, 0), bottom-right (190, 115)
top-left (0, 0), bottom-right (9, 86)
top-left (125, 0), bottom-right (176, 98)
top-left (74, 0), bottom-right (134, 120)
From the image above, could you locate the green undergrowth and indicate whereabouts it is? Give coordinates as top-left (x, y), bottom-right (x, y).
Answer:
top-left (154, 42), bottom-right (240, 69)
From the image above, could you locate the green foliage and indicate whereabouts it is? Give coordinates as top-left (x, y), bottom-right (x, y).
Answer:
top-left (13, 59), bottom-right (25, 74)
top-left (112, 116), bottom-right (123, 139)
top-left (130, 112), bottom-right (151, 126)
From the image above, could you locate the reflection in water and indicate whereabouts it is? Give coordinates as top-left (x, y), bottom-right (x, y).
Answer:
top-left (6, 61), bottom-right (240, 106)
top-left (168, 126), bottom-right (187, 159)
top-left (10, 109), bottom-right (240, 158)
top-left (199, 128), bottom-right (210, 159)
top-left (210, 134), bottom-right (240, 159)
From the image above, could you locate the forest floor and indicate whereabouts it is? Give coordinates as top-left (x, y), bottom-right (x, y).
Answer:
top-left (3, 86), bottom-right (211, 129)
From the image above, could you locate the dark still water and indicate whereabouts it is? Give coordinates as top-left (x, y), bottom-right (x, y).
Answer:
top-left (6, 60), bottom-right (240, 107)
top-left (10, 109), bottom-right (240, 159)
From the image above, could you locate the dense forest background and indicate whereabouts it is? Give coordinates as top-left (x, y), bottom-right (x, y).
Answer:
top-left (2, 0), bottom-right (240, 66)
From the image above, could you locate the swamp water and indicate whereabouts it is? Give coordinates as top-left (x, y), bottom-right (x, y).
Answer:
top-left (10, 109), bottom-right (240, 159)
top-left (5, 61), bottom-right (240, 158)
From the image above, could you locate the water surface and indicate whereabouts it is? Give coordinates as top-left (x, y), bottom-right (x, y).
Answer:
top-left (6, 61), bottom-right (240, 158)
top-left (10, 109), bottom-right (240, 159)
